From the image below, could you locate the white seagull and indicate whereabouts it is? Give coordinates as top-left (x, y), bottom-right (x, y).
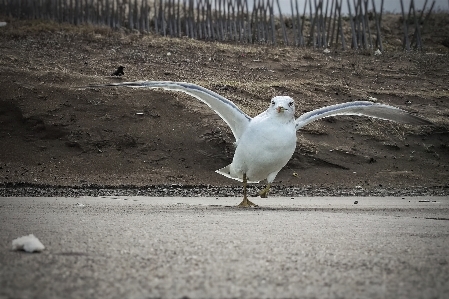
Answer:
top-left (86, 81), bottom-right (431, 207)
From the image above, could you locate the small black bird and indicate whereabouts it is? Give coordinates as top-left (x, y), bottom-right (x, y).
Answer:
top-left (111, 66), bottom-right (125, 76)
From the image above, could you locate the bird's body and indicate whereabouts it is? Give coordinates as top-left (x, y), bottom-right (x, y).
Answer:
top-left (84, 81), bottom-right (432, 206)
top-left (218, 96), bottom-right (297, 184)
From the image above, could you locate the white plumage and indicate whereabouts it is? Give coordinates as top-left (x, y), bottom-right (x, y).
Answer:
top-left (217, 96), bottom-right (297, 185)
top-left (86, 81), bottom-right (431, 206)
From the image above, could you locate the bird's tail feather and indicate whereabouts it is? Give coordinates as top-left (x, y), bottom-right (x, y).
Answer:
top-left (215, 165), bottom-right (260, 183)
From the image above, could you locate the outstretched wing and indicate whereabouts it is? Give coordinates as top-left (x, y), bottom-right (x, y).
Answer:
top-left (295, 101), bottom-right (432, 130)
top-left (86, 81), bottom-right (252, 141)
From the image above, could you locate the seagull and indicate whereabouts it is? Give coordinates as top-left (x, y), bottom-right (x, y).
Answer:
top-left (85, 81), bottom-right (431, 207)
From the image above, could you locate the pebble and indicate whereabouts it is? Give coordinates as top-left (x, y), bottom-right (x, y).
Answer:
top-left (0, 183), bottom-right (448, 197)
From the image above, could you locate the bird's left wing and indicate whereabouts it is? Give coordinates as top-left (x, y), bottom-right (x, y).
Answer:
top-left (295, 101), bottom-right (432, 130)
top-left (85, 81), bottom-right (252, 141)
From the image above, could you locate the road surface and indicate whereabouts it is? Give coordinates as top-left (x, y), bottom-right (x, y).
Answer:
top-left (1, 196), bottom-right (448, 299)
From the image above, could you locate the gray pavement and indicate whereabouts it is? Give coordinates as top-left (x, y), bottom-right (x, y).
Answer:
top-left (1, 196), bottom-right (449, 299)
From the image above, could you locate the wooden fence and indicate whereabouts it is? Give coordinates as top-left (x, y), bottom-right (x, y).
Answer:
top-left (0, 0), bottom-right (436, 50)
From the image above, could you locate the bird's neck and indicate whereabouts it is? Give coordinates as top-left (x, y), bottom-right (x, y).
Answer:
top-left (268, 111), bottom-right (294, 124)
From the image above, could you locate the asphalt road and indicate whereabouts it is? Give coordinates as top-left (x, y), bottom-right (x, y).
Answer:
top-left (1, 196), bottom-right (448, 299)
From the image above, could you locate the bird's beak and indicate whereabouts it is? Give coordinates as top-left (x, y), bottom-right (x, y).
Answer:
top-left (276, 106), bottom-right (286, 113)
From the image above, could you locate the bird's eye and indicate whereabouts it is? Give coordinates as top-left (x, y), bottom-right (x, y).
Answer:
top-left (289, 102), bottom-right (294, 107)
top-left (271, 101), bottom-right (275, 105)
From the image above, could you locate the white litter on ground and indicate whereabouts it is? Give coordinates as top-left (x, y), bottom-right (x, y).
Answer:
top-left (374, 49), bottom-right (382, 55)
top-left (12, 234), bottom-right (45, 253)
top-left (0, 22), bottom-right (7, 27)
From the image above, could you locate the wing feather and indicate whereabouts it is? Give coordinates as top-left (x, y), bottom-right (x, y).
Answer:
top-left (86, 81), bottom-right (251, 141)
top-left (295, 101), bottom-right (432, 130)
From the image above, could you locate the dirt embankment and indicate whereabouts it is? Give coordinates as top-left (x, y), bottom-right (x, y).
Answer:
top-left (0, 17), bottom-right (448, 194)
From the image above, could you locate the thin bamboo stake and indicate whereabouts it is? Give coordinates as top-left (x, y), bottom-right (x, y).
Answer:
top-left (262, 0), bottom-right (267, 43)
top-left (410, 0), bottom-right (428, 49)
top-left (308, 0), bottom-right (317, 47)
top-left (295, 0), bottom-right (304, 46)
top-left (337, 0), bottom-right (346, 50)
top-left (268, 0), bottom-right (276, 45)
top-left (359, 0), bottom-right (368, 48)
top-left (371, 0), bottom-right (383, 51)
top-left (347, 0), bottom-right (358, 49)
top-left (353, 0), bottom-right (362, 48)
top-left (323, 0), bottom-right (328, 47)
top-left (329, 0), bottom-right (337, 47)
top-left (417, 0), bottom-right (436, 50)
top-left (400, 0), bottom-right (410, 50)
top-left (363, 0), bottom-right (373, 48)
top-left (243, 0), bottom-right (251, 43)
top-left (290, 0), bottom-right (298, 46)
top-left (274, 0), bottom-right (287, 45)
top-left (410, 0), bottom-right (422, 49)
top-left (316, 0), bottom-right (323, 48)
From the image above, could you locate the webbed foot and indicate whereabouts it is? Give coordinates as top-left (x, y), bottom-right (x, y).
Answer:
top-left (258, 184), bottom-right (271, 198)
top-left (238, 197), bottom-right (258, 207)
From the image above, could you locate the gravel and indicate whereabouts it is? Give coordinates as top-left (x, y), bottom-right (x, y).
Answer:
top-left (1, 183), bottom-right (448, 197)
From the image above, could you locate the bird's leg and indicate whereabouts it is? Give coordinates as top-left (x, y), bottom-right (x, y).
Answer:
top-left (238, 173), bottom-right (258, 207)
top-left (259, 184), bottom-right (271, 198)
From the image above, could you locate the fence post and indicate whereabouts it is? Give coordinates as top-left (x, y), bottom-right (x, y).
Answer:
top-left (400, 0), bottom-right (410, 50)
top-left (347, 0), bottom-right (358, 49)
top-left (276, 0), bottom-right (289, 45)
top-left (371, 0), bottom-right (383, 51)
top-left (2, 0), bottom-right (436, 51)
top-left (337, 0), bottom-right (346, 50)
top-left (267, 0), bottom-right (272, 44)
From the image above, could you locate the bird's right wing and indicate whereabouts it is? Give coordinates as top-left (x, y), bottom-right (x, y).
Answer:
top-left (85, 81), bottom-right (252, 141)
top-left (295, 101), bottom-right (432, 130)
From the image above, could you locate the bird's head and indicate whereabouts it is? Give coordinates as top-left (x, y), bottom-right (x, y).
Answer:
top-left (269, 96), bottom-right (295, 118)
